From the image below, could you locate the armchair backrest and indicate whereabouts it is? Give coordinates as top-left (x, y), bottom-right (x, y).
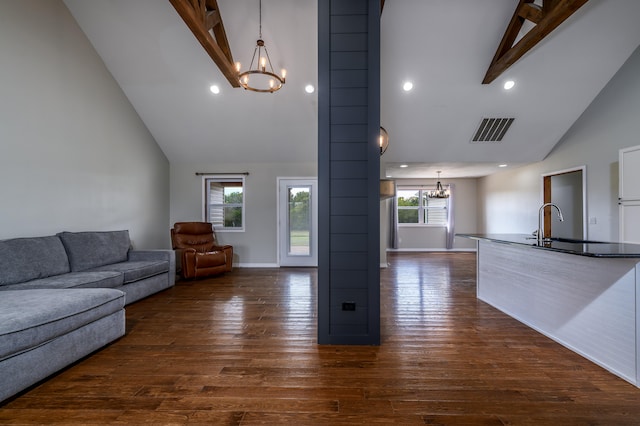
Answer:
top-left (171, 222), bottom-right (218, 252)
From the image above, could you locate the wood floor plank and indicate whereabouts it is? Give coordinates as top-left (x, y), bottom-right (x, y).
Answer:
top-left (2, 252), bottom-right (640, 425)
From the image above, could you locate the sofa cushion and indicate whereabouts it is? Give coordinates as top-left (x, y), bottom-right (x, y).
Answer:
top-left (0, 288), bottom-right (125, 361)
top-left (0, 236), bottom-right (70, 286)
top-left (0, 271), bottom-right (124, 291)
top-left (58, 231), bottom-right (130, 272)
top-left (89, 261), bottom-right (169, 284)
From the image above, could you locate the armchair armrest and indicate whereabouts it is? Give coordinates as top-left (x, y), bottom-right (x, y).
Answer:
top-left (212, 245), bottom-right (233, 272)
top-left (174, 248), bottom-right (197, 279)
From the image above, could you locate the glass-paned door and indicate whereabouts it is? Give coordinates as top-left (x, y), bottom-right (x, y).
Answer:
top-left (278, 179), bottom-right (317, 267)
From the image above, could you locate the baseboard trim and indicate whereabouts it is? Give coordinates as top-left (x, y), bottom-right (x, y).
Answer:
top-left (235, 263), bottom-right (279, 268)
top-left (386, 248), bottom-right (477, 253)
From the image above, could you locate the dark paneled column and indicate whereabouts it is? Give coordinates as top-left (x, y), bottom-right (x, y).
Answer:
top-left (318, 0), bottom-right (380, 345)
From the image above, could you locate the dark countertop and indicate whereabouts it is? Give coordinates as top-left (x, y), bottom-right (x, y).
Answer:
top-left (456, 233), bottom-right (640, 258)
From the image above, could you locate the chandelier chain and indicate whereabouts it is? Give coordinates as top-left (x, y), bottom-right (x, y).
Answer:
top-left (259, 0), bottom-right (262, 39)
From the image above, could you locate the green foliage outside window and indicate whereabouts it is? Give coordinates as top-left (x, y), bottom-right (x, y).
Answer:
top-left (288, 190), bottom-right (310, 231)
top-left (223, 190), bottom-right (243, 228)
top-left (398, 191), bottom-right (420, 223)
top-left (397, 188), bottom-right (448, 225)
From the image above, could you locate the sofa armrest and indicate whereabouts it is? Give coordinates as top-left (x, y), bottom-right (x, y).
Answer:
top-left (128, 250), bottom-right (176, 287)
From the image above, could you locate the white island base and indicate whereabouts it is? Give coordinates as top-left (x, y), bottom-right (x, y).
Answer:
top-left (476, 239), bottom-right (640, 386)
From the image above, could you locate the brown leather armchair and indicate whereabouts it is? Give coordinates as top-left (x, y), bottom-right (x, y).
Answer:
top-left (170, 222), bottom-right (233, 279)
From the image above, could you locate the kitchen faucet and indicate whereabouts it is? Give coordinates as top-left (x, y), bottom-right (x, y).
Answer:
top-left (537, 203), bottom-right (564, 243)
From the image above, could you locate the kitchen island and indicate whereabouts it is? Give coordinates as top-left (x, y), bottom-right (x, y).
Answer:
top-left (458, 233), bottom-right (640, 386)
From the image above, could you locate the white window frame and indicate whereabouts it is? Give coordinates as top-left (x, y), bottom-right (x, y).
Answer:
top-left (202, 175), bottom-right (246, 232)
top-left (397, 186), bottom-right (449, 227)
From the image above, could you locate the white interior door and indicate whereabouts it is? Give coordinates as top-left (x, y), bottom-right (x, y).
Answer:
top-left (620, 145), bottom-right (640, 200)
top-left (619, 145), bottom-right (640, 243)
top-left (278, 178), bottom-right (318, 267)
top-left (620, 201), bottom-right (640, 244)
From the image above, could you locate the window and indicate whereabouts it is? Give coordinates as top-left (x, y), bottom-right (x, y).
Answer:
top-left (203, 176), bottom-right (245, 231)
top-left (397, 187), bottom-right (448, 226)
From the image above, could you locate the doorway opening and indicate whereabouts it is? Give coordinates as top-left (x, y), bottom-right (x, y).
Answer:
top-left (542, 166), bottom-right (587, 239)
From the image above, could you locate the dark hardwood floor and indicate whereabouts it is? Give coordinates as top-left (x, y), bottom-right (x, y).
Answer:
top-left (2, 252), bottom-right (640, 425)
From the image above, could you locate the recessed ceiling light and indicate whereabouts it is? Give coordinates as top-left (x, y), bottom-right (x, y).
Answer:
top-left (209, 85), bottom-right (220, 94)
top-left (305, 84), bottom-right (315, 94)
top-left (498, 164), bottom-right (508, 168)
top-left (399, 164), bottom-right (408, 168)
top-left (503, 80), bottom-right (515, 90)
top-left (402, 81), bottom-right (413, 92)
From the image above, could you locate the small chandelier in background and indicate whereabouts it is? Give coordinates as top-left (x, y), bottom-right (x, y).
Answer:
top-left (236, 0), bottom-right (286, 93)
top-left (379, 127), bottom-right (389, 155)
top-left (428, 171), bottom-right (450, 198)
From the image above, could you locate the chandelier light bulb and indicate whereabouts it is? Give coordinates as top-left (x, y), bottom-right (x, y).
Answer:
top-left (269, 79), bottom-right (274, 88)
top-left (281, 69), bottom-right (287, 80)
top-left (235, 62), bottom-right (241, 72)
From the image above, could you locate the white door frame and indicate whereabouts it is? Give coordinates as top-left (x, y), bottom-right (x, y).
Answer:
top-left (277, 177), bottom-right (318, 267)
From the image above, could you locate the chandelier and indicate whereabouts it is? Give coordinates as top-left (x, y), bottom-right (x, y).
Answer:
top-left (428, 171), bottom-right (450, 198)
top-left (236, 0), bottom-right (286, 93)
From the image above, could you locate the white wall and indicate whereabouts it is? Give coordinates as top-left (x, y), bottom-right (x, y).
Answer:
top-left (384, 178), bottom-right (478, 250)
top-left (0, 1), bottom-right (170, 248)
top-left (479, 45), bottom-right (640, 242)
top-left (170, 161), bottom-right (317, 266)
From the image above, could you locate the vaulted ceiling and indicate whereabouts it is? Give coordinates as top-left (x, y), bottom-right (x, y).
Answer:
top-left (63, 0), bottom-right (640, 178)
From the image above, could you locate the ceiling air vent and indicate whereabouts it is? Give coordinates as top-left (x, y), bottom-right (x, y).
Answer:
top-left (471, 117), bottom-right (514, 142)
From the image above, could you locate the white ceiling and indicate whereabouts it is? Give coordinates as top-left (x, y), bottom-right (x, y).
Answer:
top-left (63, 0), bottom-right (640, 178)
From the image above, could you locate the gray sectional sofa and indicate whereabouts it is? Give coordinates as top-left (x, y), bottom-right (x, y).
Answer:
top-left (0, 230), bottom-right (175, 403)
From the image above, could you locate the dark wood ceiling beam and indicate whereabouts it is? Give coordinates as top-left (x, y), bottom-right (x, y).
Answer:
top-left (169, 0), bottom-right (240, 87)
top-left (485, 0), bottom-right (529, 74)
top-left (482, 0), bottom-right (589, 84)
top-left (205, 9), bottom-right (221, 30)
top-left (201, 0), bottom-right (233, 66)
top-left (543, 0), bottom-right (561, 14)
top-left (518, 3), bottom-right (544, 24)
